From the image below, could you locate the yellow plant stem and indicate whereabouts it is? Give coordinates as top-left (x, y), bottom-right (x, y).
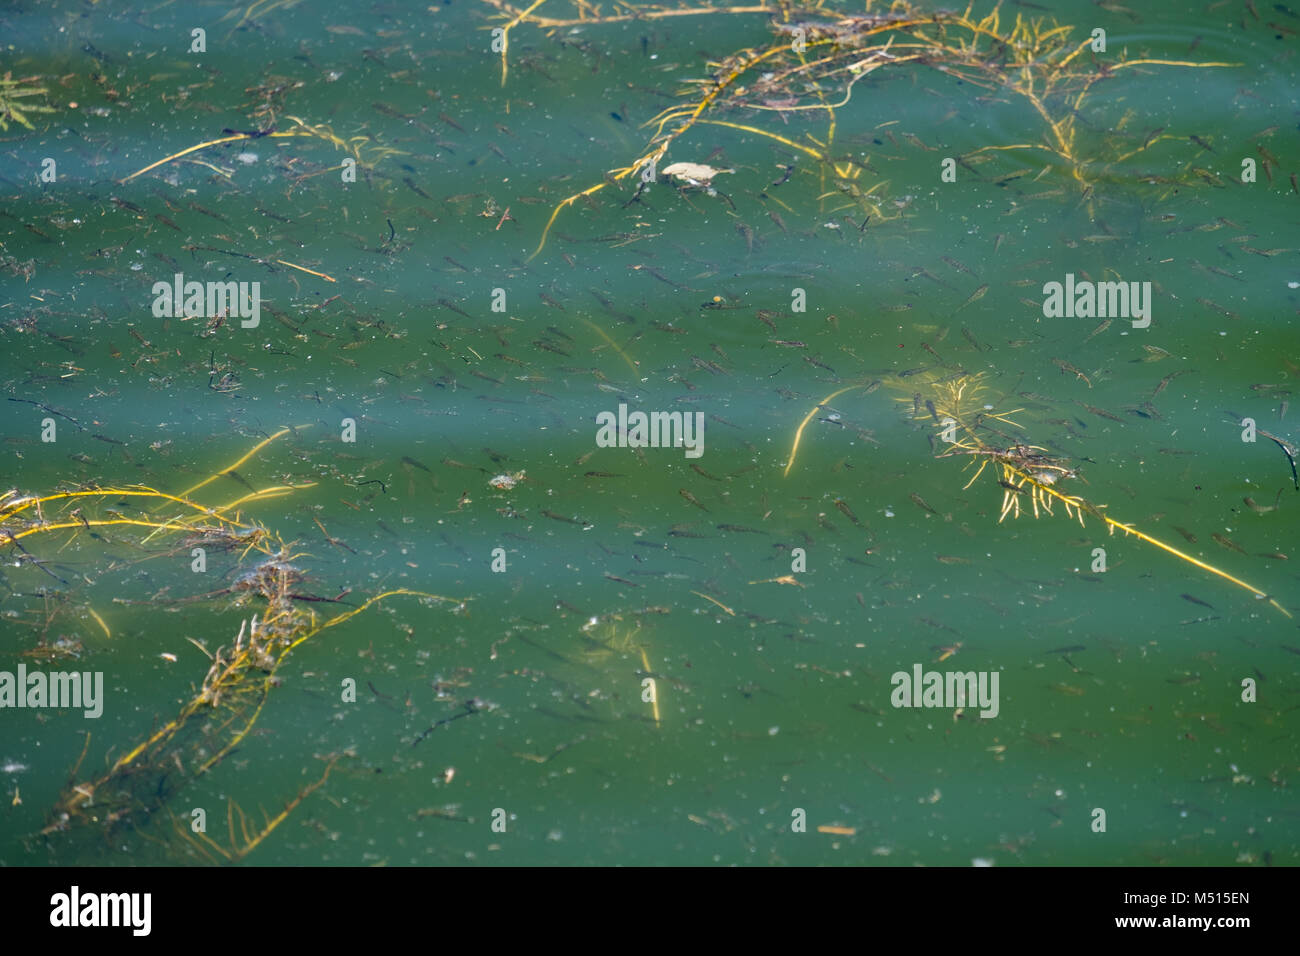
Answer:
top-left (168, 425), bottom-right (308, 505)
top-left (999, 462), bottom-right (1290, 618)
top-left (783, 384), bottom-right (868, 477)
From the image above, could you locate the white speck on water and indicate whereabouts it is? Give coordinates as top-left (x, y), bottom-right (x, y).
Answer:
top-left (1, 760), bottom-right (28, 774)
top-left (235, 152), bottom-right (259, 165)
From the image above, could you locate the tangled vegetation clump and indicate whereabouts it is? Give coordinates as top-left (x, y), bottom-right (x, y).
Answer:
top-left (3, 429), bottom-right (465, 861)
top-left (781, 370), bottom-right (1292, 619)
top-left (481, 0), bottom-right (1236, 256)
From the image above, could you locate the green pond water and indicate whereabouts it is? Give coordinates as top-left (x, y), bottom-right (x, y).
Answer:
top-left (0, 0), bottom-right (1297, 866)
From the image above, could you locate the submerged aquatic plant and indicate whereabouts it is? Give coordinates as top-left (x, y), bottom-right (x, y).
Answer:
top-left (118, 115), bottom-right (405, 185)
top-left (485, 0), bottom-right (1236, 257)
top-left (0, 73), bottom-right (56, 131)
top-left (783, 370), bottom-right (1291, 619)
top-left (2, 429), bottom-right (465, 860)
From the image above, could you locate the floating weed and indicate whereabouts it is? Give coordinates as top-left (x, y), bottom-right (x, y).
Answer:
top-left (921, 371), bottom-right (1288, 617)
top-left (0, 73), bottom-right (56, 132)
top-left (491, 1), bottom-right (1237, 257)
top-left (4, 432), bottom-right (466, 859)
top-left (119, 115), bottom-right (405, 185)
top-left (782, 369), bottom-right (1290, 617)
top-left (165, 756), bottom-right (340, 864)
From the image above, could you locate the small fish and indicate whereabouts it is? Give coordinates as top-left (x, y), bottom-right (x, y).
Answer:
top-left (1079, 402), bottom-right (1124, 423)
top-left (438, 297), bottom-right (473, 319)
top-left (1189, 134), bottom-right (1216, 152)
top-left (540, 509), bottom-right (591, 527)
top-left (935, 554), bottom-right (970, 565)
top-left (717, 524), bottom-right (767, 534)
top-left (1151, 369), bottom-right (1192, 398)
top-left (1196, 297), bottom-right (1239, 320)
top-left (1083, 319), bottom-right (1112, 344)
top-left (442, 458), bottom-right (487, 472)
top-left (1122, 402), bottom-right (1161, 420)
top-left (909, 492), bottom-right (939, 515)
top-left (1171, 526), bottom-right (1198, 543)
top-left (1166, 674), bottom-right (1202, 685)
top-left (941, 256), bottom-right (977, 277)
top-left (532, 339), bottom-right (570, 357)
top-left (1243, 496), bottom-right (1275, 514)
top-left (919, 342), bottom-right (945, 364)
top-left (1191, 167), bottom-right (1225, 187)
top-left (1211, 533), bottom-right (1247, 554)
top-left (403, 177), bottom-right (432, 199)
top-left (678, 489), bottom-right (709, 512)
top-left (833, 499), bottom-right (862, 526)
top-left (691, 356), bottom-right (729, 375)
top-left (1051, 358), bottom-right (1092, 388)
top-left (952, 283), bottom-right (989, 315)
top-left (1181, 593), bottom-right (1215, 609)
